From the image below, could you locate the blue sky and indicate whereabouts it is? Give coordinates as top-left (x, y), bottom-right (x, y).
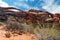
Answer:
top-left (0, 0), bottom-right (60, 13)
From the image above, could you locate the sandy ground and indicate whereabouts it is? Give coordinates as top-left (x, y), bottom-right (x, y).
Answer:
top-left (0, 25), bottom-right (38, 40)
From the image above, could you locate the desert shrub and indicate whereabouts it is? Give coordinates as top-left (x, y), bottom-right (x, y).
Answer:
top-left (4, 18), bottom-right (34, 34)
top-left (52, 23), bottom-right (60, 30)
top-left (21, 23), bottom-right (34, 34)
top-left (5, 19), bottom-right (24, 34)
top-left (30, 22), bottom-right (53, 29)
top-left (34, 28), bottom-right (60, 40)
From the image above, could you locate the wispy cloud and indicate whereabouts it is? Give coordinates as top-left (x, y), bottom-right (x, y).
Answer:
top-left (14, 1), bottom-right (39, 10)
top-left (41, 0), bottom-right (60, 13)
top-left (2, 0), bottom-right (60, 13)
top-left (17, 0), bottom-right (34, 2)
top-left (0, 0), bottom-right (39, 10)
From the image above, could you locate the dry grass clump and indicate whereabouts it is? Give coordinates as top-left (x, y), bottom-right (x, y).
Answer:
top-left (33, 27), bottom-right (60, 40)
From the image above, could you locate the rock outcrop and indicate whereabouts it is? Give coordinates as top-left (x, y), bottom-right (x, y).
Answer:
top-left (0, 7), bottom-right (60, 24)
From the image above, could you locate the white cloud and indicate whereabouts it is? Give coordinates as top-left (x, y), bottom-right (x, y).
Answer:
top-left (42, 0), bottom-right (60, 13)
top-left (0, 0), bottom-right (9, 7)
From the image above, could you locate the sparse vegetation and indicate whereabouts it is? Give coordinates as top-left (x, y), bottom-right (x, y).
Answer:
top-left (0, 15), bottom-right (59, 40)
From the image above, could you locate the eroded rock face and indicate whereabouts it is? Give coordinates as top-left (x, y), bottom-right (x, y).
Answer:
top-left (27, 9), bottom-right (53, 23)
top-left (45, 13), bottom-right (60, 23)
top-left (0, 7), bottom-right (60, 23)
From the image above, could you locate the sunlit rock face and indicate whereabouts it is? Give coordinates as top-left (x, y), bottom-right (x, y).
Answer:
top-left (26, 9), bottom-right (53, 24)
top-left (45, 13), bottom-right (60, 23)
top-left (0, 7), bottom-right (60, 23)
